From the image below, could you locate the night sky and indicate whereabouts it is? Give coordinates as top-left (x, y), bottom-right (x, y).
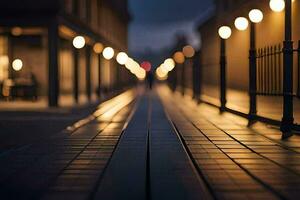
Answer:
top-left (128, 0), bottom-right (214, 53)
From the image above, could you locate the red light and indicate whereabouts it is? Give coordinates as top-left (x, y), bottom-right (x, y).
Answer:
top-left (141, 61), bottom-right (152, 72)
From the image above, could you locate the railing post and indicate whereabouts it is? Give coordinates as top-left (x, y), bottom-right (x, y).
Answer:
top-left (297, 40), bottom-right (300, 98)
top-left (98, 54), bottom-right (102, 98)
top-left (85, 45), bottom-right (91, 101)
top-left (73, 47), bottom-right (79, 104)
top-left (220, 38), bottom-right (227, 112)
top-left (249, 22), bottom-right (257, 123)
top-left (281, 0), bottom-right (294, 137)
top-left (193, 50), bottom-right (201, 101)
top-left (181, 62), bottom-right (185, 96)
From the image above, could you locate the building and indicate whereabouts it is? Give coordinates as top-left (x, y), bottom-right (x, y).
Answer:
top-left (0, 0), bottom-right (132, 107)
top-left (197, 0), bottom-right (299, 96)
top-left (162, 0), bottom-right (300, 133)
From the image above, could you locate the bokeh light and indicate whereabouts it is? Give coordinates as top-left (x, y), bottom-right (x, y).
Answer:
top-left (11, 27), bottom-right (22, 36)
top-left (173, 51), bottom-right (185, 64)
top-left (249, 9), bottom-right (264, 23)
top-left (116, 52), bottom-right (128, 65)
top-left (269, 0), bottom-right (285, 12)
top-left (141, 61), bottom-right (152, 72)
top-left (218, 26), bottom-right (232, 39)
top-left (103, 47), bottom-right (115, 60)
top-left (93, 43), bottom-right (104, 54)
top-left (182, 45), bottom-right (195, 58)
top-left (234, 17), bottom-right (249, 31)
top-left (73, 36), bottom-right (86, 49)
top-left (12, 59), bottom-right (23, 71)
top-left (163, 58), bottom-right (175, 71)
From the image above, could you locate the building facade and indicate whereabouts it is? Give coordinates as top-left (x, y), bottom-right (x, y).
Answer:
top-left (0, 0), bottom-right (131, 107)
top-left (197, 0), bottom-right (299, 95)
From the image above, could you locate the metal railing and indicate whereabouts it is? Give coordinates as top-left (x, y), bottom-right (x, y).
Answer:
top-left (256, 44), bottom-right (283, 96)
top-left (255, 41), bottom-right (300, 97)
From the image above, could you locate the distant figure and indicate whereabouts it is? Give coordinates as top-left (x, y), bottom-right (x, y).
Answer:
top-left (146, 71), bottom-right (154, 90)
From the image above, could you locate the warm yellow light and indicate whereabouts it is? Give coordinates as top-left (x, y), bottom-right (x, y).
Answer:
top-left (12, 59), bottom-right (23, 71)
top-left (163, 58), bottom-right (175, 71)
top-left (93, 43), bottom-right (104, 54)
top-left (156, 67), bottom-right (168, 80)
top-left (234, 17), bottom-right (249, 31)
top-left (218, 26), bottom-right (232, 39)
top-left (249, 9), bottom-right (264, 23)
top-left (11, 27), bottom-right (22, 36)
top-left (269, 0), bottom-right (285, 12)
top-left (73, 36), bottom-right (85, 49)
top-left (102, 47), bottom-right (114, 60)
top-left (173, 51), bottom-right (185, 64)
top-left (116, 52), bottom-right (128, 65)
top-left (182, 45), bottom-right (195, 58)
top-left (156, 70), bottom-right (168, 81)
top-left (125, 58), bottom-right (134, 70)
top-left (136, 68), bottom-right (146, 80)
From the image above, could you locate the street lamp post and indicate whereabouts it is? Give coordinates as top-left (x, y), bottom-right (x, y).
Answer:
top-left (249, 22), bottom-right (257, 123)
top-left (220, 38), bottom-right (226, 112)
top-left (218, 26), bottom-right (232, 112)
top-left (248, 9), bottom-right (264, 124)
top-left (281, 0), bottom-right (294, 137)
top-left (93, 42), bottom-right (104, 98)
top-left (72, 36), bottom-right (86, 103)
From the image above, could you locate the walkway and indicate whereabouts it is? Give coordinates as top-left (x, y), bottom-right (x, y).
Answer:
top-left (0, 86), bottom-right (300, 199)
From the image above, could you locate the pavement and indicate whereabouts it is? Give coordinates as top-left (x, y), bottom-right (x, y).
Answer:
top-left (199, 85), bottom-right (300, 124)
top-left (0, 85), bottom-right (300, 200)
top-left (0, 91), bottom-right (123, 152)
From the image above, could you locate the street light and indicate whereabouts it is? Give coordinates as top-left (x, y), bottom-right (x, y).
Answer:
top-left (218, 26), bottom-right (232, 39)
top-left (93, 43), bottom-right (104, 54)
top-left (249, 9), bottom-right (264, 23)
top-left (247, 9), bottom-right (264, 123)
top-left (102, 47), bottom-right (114, 60)
top-left (182, 45), bottom-right (195, 58)
top-left (281, 0), bottom-right (294, 137)
top-left (116, 52), bottom-right (128, 65)
top-left (163, 58), bottom-right (175, 71)
top-left (173, 51), bottom-right (185, 64)
top-left (12, 59), bottom-right (23, 71)
top-left (72, 36), bottom-right (85, 49)
top-left (269, 0), bottom-right (285, 12)
top-left (218, 26), bottom-right (232, 112)
top-left (234, 17), bottom-right (249, 31)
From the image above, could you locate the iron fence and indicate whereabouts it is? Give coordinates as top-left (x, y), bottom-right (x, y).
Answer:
top-left (256, 41), bottom-right (300, 97)
top-left (256, 44), bottom-right (283, 96)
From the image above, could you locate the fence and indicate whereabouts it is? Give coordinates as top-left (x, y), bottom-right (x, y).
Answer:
top-left (256, 41), bottom-right (300, 97)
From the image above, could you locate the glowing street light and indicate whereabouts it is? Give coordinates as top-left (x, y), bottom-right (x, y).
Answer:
top-left (218, 26), bottom-right (232, 111)
top-left (218, 26), bottom-right (232, 39)
top-left (73, 36), bottom-right (85, 49)
top-left (156, 67), bottom-right (168, 81)
top-left (173, 51), bottom-right (185, 64)
top-left (163, 58), bottom-right (175, 71)
top-left (12, 59), bottom-right (23, 71)
top-left (234, 17), bottom-right (249, 31)
top-left (249, 9), bottom-right (264, 23)
top-left (116, 52), bottom-right (128, 65)
top-left (182, 45), bottom-right (195, 58)
top-left (269, 0), bottom-right (285, 12)
top-left (247, 9), bottom-right (264, 121)
top-left (93, 43), bottom-right (104, 54)
top-left (11, 27), bottom-right (22, 36)
top-left (102, 47), bottom-right (114, 60)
